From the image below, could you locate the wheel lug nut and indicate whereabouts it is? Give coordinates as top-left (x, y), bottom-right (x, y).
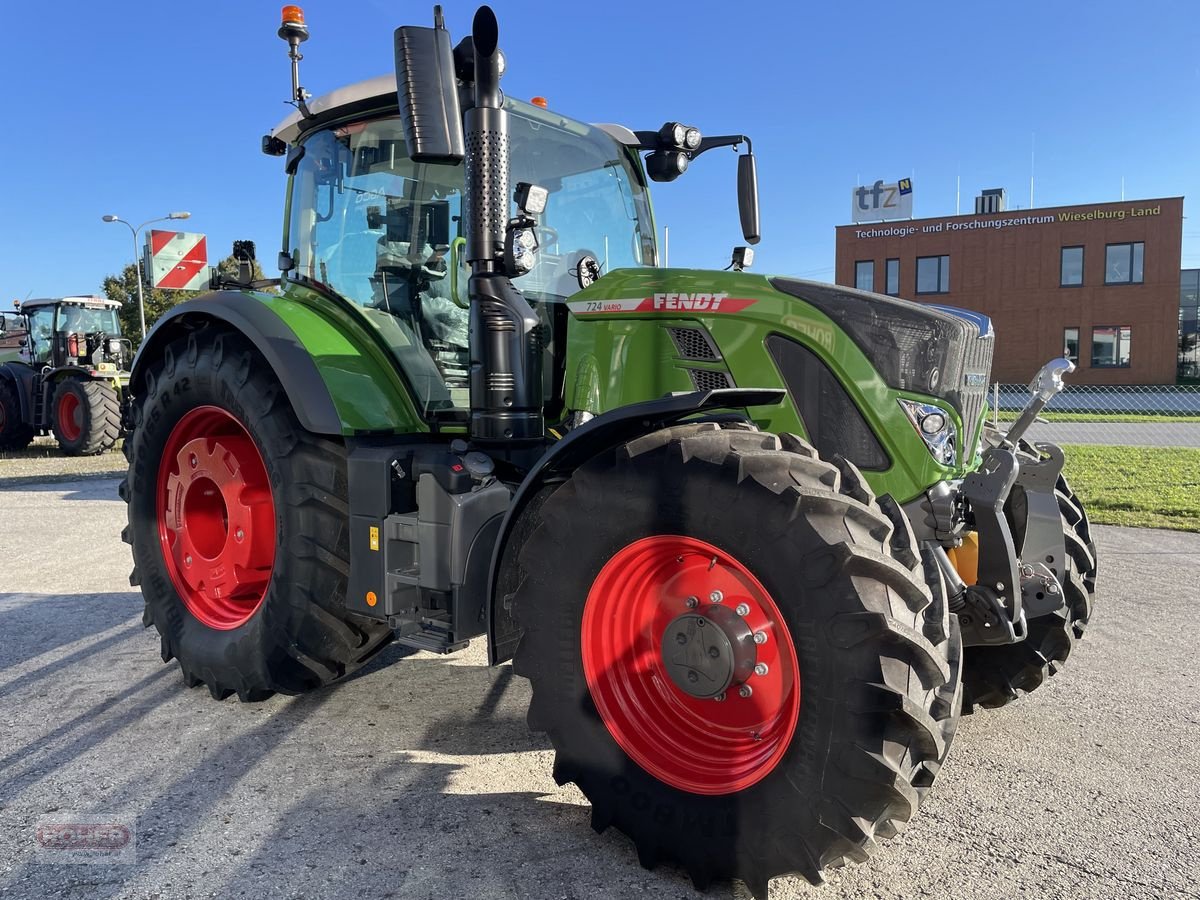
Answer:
top-left (753, 631), bottom-right (767, 645)
top-left (675, 632), bottom-right (688, 645)
top-left (714, 692), bottom-right (726, 702)
top-left (685, 596), bottom-right (698, 609)
top-left (235, 528), bottom-right (245, 542)
top-left (707, 646), bottom-right (719, 658)
top-left (709, 590), bottom-right (723, 603)
top-left (735, 603), bottom-right (750, 617)
top-left (687, 671), bottom-right (699, 683)
top-left (754, 663), bottom-right (769, 677)
top-left (739, 685), bottom-right (753, 698)
top-left (189, 454), bottom-right (198, 469)
top-left (184, 555), bottom-right (193, 566)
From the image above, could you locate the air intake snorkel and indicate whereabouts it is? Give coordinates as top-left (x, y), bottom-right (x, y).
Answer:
top-left (462, 6), bottom-right (544, 444)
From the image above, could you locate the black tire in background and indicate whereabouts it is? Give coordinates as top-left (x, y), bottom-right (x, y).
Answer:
top-left (121, 326), bottom-right (392, 700)
top-left (52, 377), bottom-right (121, 455)
top-left (0, 377), bottom-right (35, 450)
top-left (961, 471), bottom-right (1098, 712)
top-left (510, 424), bottom-right (962, 896)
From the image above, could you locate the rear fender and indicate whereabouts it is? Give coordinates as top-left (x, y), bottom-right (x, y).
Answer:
top-left (130, 291), bottom-right (419, 436)
top-left (486, 387), bottom-right (786, 664)
top-left (0, 362), bottom-right (36, 422)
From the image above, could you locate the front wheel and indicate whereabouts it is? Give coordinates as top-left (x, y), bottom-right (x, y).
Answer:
top-left (121, 327), bottom-right (392, 700)
top-left (52, 378), bottom-right (121, 455)
top-left (510, 424), bottom-right (962, 896)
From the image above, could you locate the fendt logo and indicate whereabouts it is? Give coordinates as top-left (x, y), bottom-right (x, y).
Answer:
top-left (851, 178), bottom-right (914, 224)
top-left (652, 293), bottom-right (728, 311)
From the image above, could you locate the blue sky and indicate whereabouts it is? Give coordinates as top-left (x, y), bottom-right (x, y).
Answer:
top-left (2, 0), bottom-right (1198, 302)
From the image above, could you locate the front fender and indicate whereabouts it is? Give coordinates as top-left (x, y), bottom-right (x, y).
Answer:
top-left (131, 291), bottom-right (422, 436)
top-left (486, 387), bottom-right (785, 664)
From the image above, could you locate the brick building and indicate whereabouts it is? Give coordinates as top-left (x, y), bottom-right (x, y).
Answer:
top-left (834, 196), bottom-right (1184, 384)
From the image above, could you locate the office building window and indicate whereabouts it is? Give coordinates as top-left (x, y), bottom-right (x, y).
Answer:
top-left (1105, 242), bottom-right (1144, 284)
top-left (855, 260), bottom-right (874, 292)
top-left (885, 258), bottom-right (900, 295)
top-left (916, 255), bottom-right (950, 294)
top-left (1060, 246), bottom-right (1084, 286)
top-left (1091, 326), bottom-right (1131, 368)
top-left (1064, 327), bottom-right (1079, 364)
top-left (1181, 270), bottom-right (1200, 379)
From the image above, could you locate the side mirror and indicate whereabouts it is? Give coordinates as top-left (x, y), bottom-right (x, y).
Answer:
top-left (737, 153), bottom-right (760, 246)
top-left (393, 7), bottom-right (465, 164)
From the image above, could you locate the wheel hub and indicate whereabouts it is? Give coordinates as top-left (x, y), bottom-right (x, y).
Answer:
top-left (660, 605), bottom-right (756, 699)
top-left (156, 406), bottom-right (276, 630)
top-left (581, 534), bottom-right (801, 795)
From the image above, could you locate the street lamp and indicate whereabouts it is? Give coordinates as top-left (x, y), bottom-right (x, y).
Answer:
top-left (102, 211), bottom-right (191, 339)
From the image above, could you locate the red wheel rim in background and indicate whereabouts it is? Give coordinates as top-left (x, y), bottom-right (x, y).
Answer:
top-left (156, 406), bottom-right (277, 630)
top-left (581, 535), bottom-right (801, 795)
top-left (57, 391), bottom-right (82, 443)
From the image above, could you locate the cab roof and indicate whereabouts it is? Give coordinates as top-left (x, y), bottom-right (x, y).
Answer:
top-left (270, 74), bottom-right (638, 148)
top-left (20, 296), bottom-right (119, 310)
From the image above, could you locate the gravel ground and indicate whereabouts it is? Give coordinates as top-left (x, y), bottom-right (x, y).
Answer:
top-left (0, 478), bottom-right (1197, 900)
top-left (0, 437), bottom-right (125, 484)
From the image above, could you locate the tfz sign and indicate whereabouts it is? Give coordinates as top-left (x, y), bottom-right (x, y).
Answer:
top-left (851, 179), bottom-right (914, 224)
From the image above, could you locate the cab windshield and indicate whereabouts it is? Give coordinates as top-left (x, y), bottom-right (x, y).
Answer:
top-left (285, 103), bottom-right (654, 415)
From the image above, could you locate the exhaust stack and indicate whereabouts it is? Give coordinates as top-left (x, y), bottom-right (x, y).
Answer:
top-left (463, 6), bottom-right (544, 445)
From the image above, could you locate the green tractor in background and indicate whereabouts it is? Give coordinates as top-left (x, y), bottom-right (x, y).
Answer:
top-left (0, 296), bottom-right (128, 454)
top-left (120, 5), bottom-right (1098, 895)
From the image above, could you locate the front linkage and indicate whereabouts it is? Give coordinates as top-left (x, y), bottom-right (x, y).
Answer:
top-left (906, 358), bottom-right (1098, 702)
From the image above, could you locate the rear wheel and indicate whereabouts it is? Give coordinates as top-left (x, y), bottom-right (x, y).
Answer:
top-left (121, 327), bottom-right (392, 700)
top-left (52, 377), bottom-right (120, 455)
top-left (510, 424), bottom-right (962, 896)
top-left (0, 378), bottom-right (35, 450)
top-left (961, 471), bottom-right (1098, 712)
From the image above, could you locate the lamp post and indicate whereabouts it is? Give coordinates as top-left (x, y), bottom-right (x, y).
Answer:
top-left (102, 211), bottom-right (191, 339)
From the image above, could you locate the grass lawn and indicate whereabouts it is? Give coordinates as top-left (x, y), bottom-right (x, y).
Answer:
top-left (1061, 444), bottom-right (1200, 533)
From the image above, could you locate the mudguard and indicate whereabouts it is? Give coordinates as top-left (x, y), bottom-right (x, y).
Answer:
top-left (0, 362), bottom-right (36, 421)
top-left (486, 387), bottom-right (786, 664)
top-left (130, 292), bottom-right (344, 435)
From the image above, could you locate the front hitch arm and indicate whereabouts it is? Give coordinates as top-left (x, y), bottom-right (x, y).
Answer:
top-left (958, 447), bottom-right (1025, 646)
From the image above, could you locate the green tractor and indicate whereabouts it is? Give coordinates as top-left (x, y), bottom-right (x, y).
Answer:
top-left (0, 296), bottom-right (128, 454)
top-left (120, 6), bottom-right (1098, 894)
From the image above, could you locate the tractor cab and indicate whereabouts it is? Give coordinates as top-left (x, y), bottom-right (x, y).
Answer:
top-left (18, 296), bottom-right (131, 374)
top-left (276, 92), bottom-right (655, 416)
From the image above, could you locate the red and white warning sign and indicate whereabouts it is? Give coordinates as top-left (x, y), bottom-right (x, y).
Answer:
top-left (146, 230), bottom-right (208, 290)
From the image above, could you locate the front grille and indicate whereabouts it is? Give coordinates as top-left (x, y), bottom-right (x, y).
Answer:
top-left (685, 368), bottom-right (734, 392)
top-left (766, 336), bottom-right (890, 471)
top-left (959, 336), bottom-right (994, 455)
top-left (667, 326), bottom-right (721, 361)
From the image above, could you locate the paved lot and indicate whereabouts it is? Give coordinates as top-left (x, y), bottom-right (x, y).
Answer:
top-left (1, 477), bottom-right (1198, 900)
top-left (1028, 421), bottom-right (1200, 447)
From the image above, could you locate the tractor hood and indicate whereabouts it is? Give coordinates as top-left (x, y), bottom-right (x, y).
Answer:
top-left (560, 268), bottom-right (996, 502)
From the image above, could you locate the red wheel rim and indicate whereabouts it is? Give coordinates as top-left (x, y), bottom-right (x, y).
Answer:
top-left (57, 391), bottom-right (82, 443)
top-left (156, 406), bottom-right (277, 630)
top-left (581, 535), bottom-right (801, 795)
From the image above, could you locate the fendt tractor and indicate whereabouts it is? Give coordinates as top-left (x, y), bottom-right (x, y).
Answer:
top-left (120, 6), bottom-right (1098, 895)
top-left (0, 296), bottom-right (128, 454)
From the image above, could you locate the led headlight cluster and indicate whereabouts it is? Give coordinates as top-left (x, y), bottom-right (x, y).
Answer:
top-left (898, 399), bottom-right (956, 466)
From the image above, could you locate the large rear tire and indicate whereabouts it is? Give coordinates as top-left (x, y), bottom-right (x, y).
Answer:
top-left (0, 378), bottom-right (35, 450)
top-left (961, 471), bottom-right (1098, 712)
top-left (52, 377), bottom-right (121, 455)
top-left (510, 424), bottom-right (962, 896)
top-left (121, 327), bottom-right (392, 700)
